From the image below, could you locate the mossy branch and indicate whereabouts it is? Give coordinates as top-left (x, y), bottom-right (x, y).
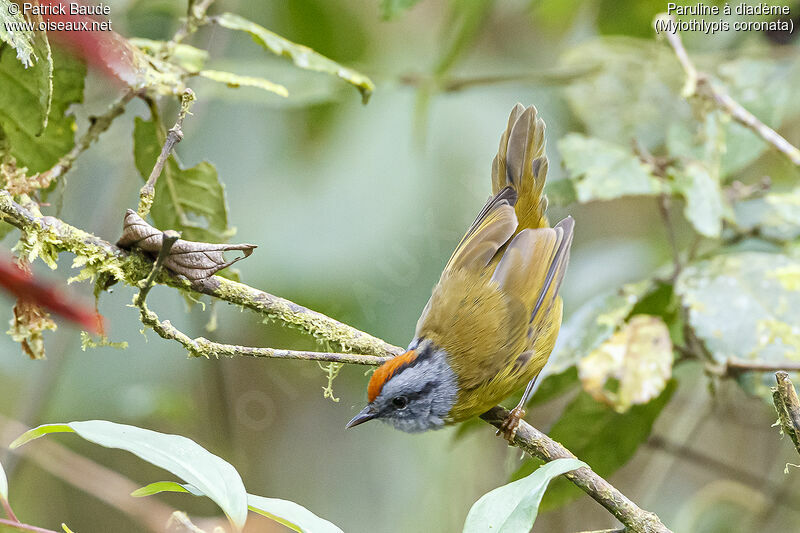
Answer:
top-left (0, 190), bottom-right (672, 533)
top-left (0, 190), bottom-right (402, 359)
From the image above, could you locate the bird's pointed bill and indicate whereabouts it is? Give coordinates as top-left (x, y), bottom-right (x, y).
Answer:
top-left (346, 406), bottom-right (378, 428)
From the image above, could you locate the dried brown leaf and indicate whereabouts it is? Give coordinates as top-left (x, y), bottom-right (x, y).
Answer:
top-left (117, 210), bottom-right (256, 280)
top-left (8, 299), bottom-right (57, 360)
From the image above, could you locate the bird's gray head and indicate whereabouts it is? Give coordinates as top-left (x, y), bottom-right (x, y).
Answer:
top-left (346, 339), bottom-right (457, 433)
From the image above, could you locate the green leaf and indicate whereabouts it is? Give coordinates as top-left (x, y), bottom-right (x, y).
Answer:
top-left (131, 481), bottom-right (200, 497)
top-left (10, 420), bottom-right (248, 530)
top-left (0, 456), bottom-right (8, 500)
top-left (735, 187), bottom-right (800, 242)
top-left (578, 315), bottom-right (673, 412)
top-left (561, 38), bottom-right (687, 151)
top-left (0, 45), bottom-right (84, 172)
top-left (198, 70), bottom-right (288, 97)
top-left (0, 0), bottom-right (35, 66)
top-left (671, 161), bottom-right (725, 238)
top-left (214, 12), bottom-right (374, 103)
top-left (132, 481), bottom-right (344, 533)
top-left (558, 134), bottom-right (665, 203)
top-left (513, 383), bottom-right (676, 511)
top-left (133, 117), bottom-right (233, 243)
top-left (546, 279), bottom-right (655, 376)
top-left (248, 494), bottom-right (344, 533)
top-left (379, 0), bottom-right (424, 20)
top-left (463, 458), bottom-right (587, 533)
top-left (676, 252), bottom-right (800, 398)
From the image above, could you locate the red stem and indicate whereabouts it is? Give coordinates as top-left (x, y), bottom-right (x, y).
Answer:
top-left (1, 497), bottom-right (20, 523)
top-left (0, 517), bottom-right (60, 533)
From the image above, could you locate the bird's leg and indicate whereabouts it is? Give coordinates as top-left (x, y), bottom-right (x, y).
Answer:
top-left (497, 377), bottom-right (538, 443)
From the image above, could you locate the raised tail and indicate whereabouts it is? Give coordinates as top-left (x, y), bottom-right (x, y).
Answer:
top-left (491, 104), bottom-right (549, 230)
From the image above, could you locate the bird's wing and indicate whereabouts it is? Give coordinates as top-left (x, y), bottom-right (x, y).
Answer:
top-left (491, 216), bottom-right (574, 331)
top-left (442, 186), bottom-right (518, 274)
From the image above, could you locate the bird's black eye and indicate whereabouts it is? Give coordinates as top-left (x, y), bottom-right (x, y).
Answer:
top-left (392, 396), bottom-right (408, 410)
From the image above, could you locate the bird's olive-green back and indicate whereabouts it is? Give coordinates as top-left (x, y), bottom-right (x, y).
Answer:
top-left (414, 104), bottom-right (573, 421)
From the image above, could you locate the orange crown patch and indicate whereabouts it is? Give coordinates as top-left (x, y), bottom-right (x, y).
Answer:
top-left (367, 349), bottom-right (417, 402)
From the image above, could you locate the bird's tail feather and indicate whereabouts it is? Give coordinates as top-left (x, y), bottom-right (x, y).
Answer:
top-left (491, 104), bottom-right (549, 230)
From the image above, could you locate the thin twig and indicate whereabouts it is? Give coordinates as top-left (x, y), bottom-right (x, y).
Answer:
top-left (773, 371), bottom-right (800, 457)
top-left (133, 231), bottom-right (384, 364)
top-left (29, 90), bottom-right (136, 192)
top-left (657, 195), bottom-right (681, 281)
top-left (657, 13), bottom-right (800, 167)
top-left (134, 230), bottom-right (180, 306)
top-left (170, 0), bottom-right (217, 49)
top-left (0, 518), bottom-right (59, 533)
top-left (138, 303), bottom-right (390, 365)
top-left (0, 192), bottom-right (672, 532)
top-left (1, 496), bottom-right (19, 522)
top-left (574, 529), bottom-right (626, 533)
top-left (724, 359), bottom-right (800, 374)
top-left (137, 89), bottom-right (196, 217)
top-left (398, 63), bottom-right (601, 92)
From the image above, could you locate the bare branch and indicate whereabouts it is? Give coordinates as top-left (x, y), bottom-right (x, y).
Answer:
top-left (773, 371), bottom-right (800, 457)
top-left (656, 13), bottom-right (800, 167)
top-left (723, 358), bottom-right (800, 374)
top-left (137, 89), bottom-right (197, 217)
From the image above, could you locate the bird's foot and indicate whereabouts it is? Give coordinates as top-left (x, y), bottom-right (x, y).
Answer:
top-left (496, 406), bottom-right (525, 444)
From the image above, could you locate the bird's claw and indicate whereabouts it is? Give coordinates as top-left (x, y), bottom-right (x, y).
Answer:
top-left (496, 406), bottom-right (525, 444)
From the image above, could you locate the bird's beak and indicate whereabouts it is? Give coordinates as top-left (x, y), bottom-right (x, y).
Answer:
top-left (346, 405), bottom-right (378, 428)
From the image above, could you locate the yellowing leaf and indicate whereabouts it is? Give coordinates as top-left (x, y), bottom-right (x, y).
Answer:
top-left (578, 315), bottom-right (673, 412)
top-left (677, 252), bottom-right (800, 399)
top-left (199, 70), bottom-right (287, 97)
top-left (213, 12), bottom-right (374, 103)
top-left (546, 279), bottom-right (654, 376)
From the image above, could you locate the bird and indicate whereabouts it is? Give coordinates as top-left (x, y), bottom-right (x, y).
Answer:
top-left (346, 104), bottom-right (574, 440)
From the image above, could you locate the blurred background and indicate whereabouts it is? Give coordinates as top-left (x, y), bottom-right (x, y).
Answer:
top-left (1, 0), bottom-right (800, 531)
